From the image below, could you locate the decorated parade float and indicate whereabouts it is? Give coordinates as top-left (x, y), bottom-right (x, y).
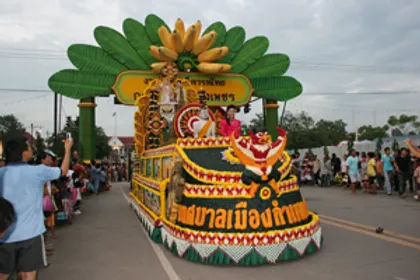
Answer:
top-left (48, 14), bottom-right (323, 265)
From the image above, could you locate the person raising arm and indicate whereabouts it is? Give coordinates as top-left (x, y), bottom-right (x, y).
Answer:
top-left (0, 137), bottom-right (72, 280)
top-left (405, 138), bottom-right (420, 158)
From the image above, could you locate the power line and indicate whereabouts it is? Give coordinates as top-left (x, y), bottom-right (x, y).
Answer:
top-left (1, 47), bottom-right (420, 73)
top-left (0, 93), bottom-right (51, 106)
top-left (0, 88), bottom-right (52, 93)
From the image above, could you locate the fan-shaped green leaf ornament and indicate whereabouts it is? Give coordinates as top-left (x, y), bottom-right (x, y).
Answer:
top-left (94, 26), bottom-right (149, 70)
top-left (68, 44), bottom-right (127, 75)
top-left (145, 14), bottom-right (170, 45)
top-left (251, 76), bottom-right (303, 101)
top-left (123, 18), bottom-right (158, 65)
top-left (202, 22), bottom-right (226, 48)
top-left (224, 26), bottom-right (246, 52)
top-left (48, 69), bottom-right (115, 99)
top-left (231, 36), bottom-right (269, 73)
top-left (216, 26), bottom-right (245, 64)
top-left (243, 54), bottom-right (290, 78)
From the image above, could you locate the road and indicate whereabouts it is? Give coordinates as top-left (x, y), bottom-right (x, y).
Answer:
top-left (39, 183), bottom-right (420, 280)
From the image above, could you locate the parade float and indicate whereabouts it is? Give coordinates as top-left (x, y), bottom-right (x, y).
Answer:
top-left (48, 14), bottom-right (323, 265)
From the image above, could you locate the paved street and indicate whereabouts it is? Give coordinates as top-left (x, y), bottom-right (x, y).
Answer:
top-left (40, 183), bottom-right (420, 280)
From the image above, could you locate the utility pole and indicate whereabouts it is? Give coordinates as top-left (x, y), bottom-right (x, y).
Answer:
top-left (58, 94), bottom-right (63, 131)
top-left (54, 92), bottom-right (58, 145)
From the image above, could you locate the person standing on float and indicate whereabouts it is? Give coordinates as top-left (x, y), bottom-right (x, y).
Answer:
top-left (219, 105), bottom-right (241, 137)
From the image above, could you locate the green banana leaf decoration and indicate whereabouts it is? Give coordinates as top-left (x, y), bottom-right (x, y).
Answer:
top-left (48, 14), bottom-right (302, 102)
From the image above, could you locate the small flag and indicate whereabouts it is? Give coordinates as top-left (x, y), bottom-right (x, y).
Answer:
top-left (112, 112), bottom-right (116, 117)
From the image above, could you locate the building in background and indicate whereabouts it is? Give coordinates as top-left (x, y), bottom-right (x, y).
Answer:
top-left (108, 136), bottom-right (134, 163)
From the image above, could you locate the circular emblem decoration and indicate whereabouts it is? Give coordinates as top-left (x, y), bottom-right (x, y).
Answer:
top-left (260, 187), bottom-right (271, 200)
top-left (148, 111), bottom-right (168, 136)
top-left (173, 104), bottom-right (216, 138)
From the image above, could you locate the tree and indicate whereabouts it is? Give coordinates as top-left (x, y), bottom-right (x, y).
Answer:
top-left (245, 113), bottom-right (265, 132)
top-left (358, 125), bottom-right (389, 140)
top-left (0, 115), bottom-right (25, 143)
top-left (34, 132), bottom-right (46, 154)
top-left (387, 114), bottom-right (420, 135)
top-left (48, 118), bottom-right (111, 160)
top-left (376, 138), bottom-right (383, 154)
top-left (313, 119), bottom-right (347, 146)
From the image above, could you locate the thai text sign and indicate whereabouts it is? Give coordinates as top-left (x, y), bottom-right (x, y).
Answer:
top-left (112, 70), bottom-right (254, 106)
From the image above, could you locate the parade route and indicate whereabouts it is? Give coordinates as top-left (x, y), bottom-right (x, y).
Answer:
top-left (40, 183), bottom-right (420, 280)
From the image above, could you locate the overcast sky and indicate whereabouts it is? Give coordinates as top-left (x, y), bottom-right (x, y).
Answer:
top-left (0, 0), bottom-right (419, 138)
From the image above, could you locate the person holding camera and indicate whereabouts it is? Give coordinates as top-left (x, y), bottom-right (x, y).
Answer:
top-left (0, 137), bottom-right (72, 280)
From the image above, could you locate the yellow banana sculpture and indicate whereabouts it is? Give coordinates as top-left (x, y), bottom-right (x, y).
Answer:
top-left (159, 47), bottom-right (178, 61)
top-left (149, 46), bottom-right (161, 60)
top-left (193, 20), bottom-right (202, 44)
top-left (171, 30), bottom-right (184, 53)
top-left (192, 31), bottom-right (217, 55)
top-left (174, 18), bottom-right (185, 39)
top-left (158, 26), bottom-right (174, 50)
top-left (198, 47), bottom-right (229, 62)
top-left (197, 62), bottom-right (224, 74)
top-left (183, 25), bottom-right (196, 51)
top-left (149, 19), bottom-right (232, 74)
top-left (151, 62), bottom-right (167, 73)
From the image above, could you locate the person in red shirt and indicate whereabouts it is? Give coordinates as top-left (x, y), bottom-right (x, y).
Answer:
top-left (219, 105), bottom-right (241, 137)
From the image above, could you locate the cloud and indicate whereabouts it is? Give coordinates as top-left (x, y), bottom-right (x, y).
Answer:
top-left (0, 0), bottom-right (419, 139)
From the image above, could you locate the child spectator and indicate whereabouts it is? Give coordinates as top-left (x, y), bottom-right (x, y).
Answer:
top-left (360, 153), bottom-right (368, 192)
top-left (367, 152), bottom-right (377, 194)
top-left (375, 153), bottom-right (384, 190)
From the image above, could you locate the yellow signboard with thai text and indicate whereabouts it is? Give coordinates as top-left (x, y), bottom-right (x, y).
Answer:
top-left (112, 71), bottom-right (254, 106)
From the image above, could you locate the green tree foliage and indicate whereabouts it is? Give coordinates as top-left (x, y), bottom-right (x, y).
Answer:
top-left (358, 125), bottom-right (389, 140)
top-left (376, 137), bottom-right (383, 154)
top-left (48, 119), bottom-right (111, 160)
top-left (34, 132), bottom-right (46, 154)
top-left (387, 114), bottom-right (420, 135)
top-left (0, 115), bottom-right (26, 143)
top-left (244, 111), bottom-right (348, 150)
top-left (244, 113), bottom-right (265, 132)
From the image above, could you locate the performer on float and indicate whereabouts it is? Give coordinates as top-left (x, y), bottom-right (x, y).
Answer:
top-left (175, 80), bottom-right (187, 110)
top-left (157, 78), bottom-right (175, 104)
top-left (193, 104), bottom-right (216, 138)
top-left (219, 105), bottom-right (241, 137)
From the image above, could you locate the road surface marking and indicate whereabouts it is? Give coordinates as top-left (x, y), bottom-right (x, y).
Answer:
top-left (320, 214), bottom-right (420, 244)
top-left (119, 186), bottom-right (182, 280)
top-left (321, 219), bottom-right (420, 251)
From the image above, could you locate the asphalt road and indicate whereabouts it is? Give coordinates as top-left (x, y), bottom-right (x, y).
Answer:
top-left (39, 183), bottom-right (420, 280)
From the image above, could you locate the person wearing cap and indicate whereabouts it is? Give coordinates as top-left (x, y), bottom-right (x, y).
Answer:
top-left (193, 104), bottom-right (216, 138)
top-left (220, 105), bottom-right (242, 138)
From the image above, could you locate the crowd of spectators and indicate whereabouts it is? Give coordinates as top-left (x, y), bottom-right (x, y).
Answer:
top-left (291, 139), bottom-right (420, 200)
